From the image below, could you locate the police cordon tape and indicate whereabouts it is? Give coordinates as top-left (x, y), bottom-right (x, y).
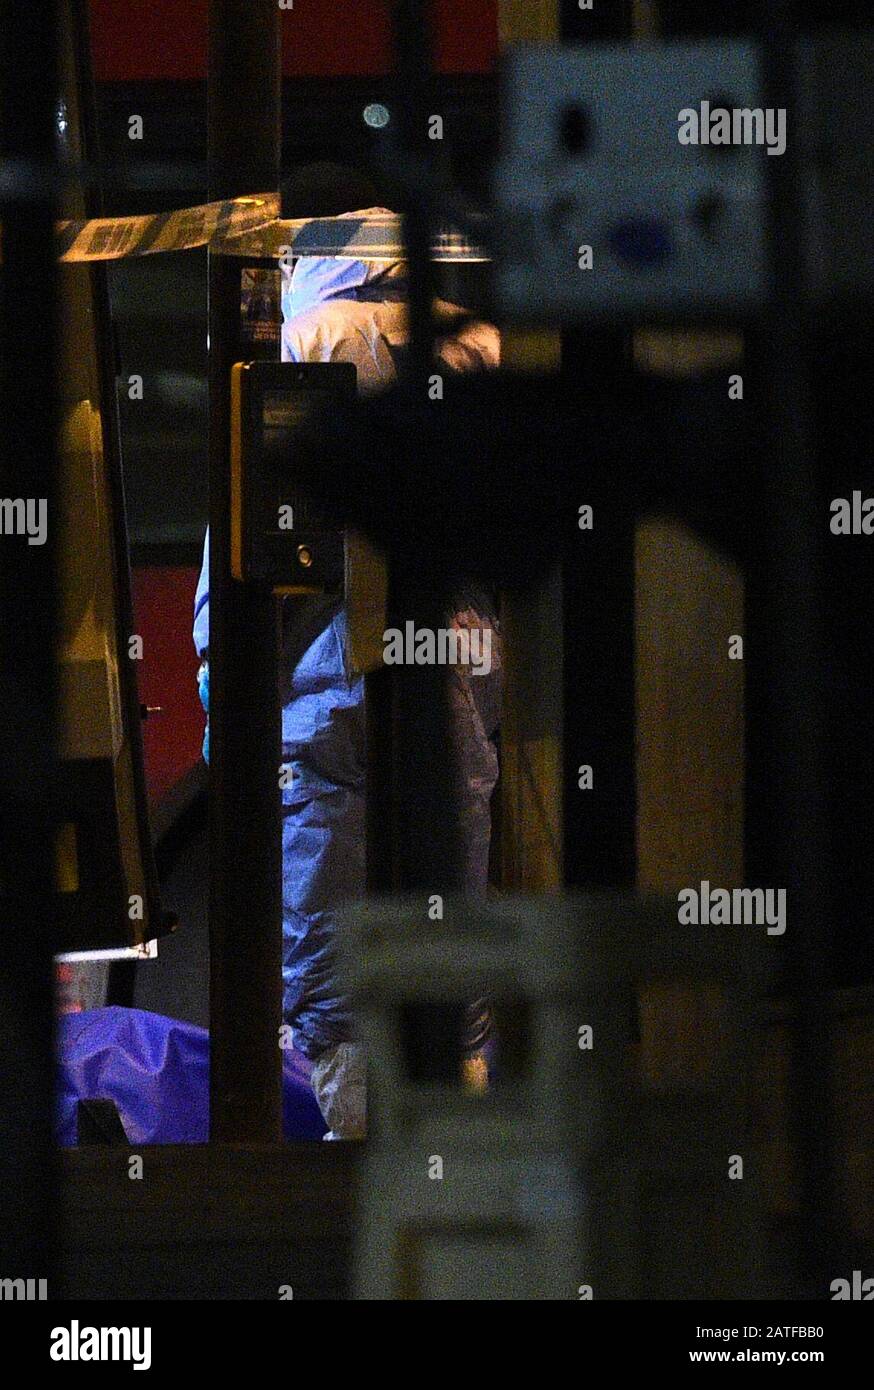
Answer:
top-left (56, 193), bottom-right (281, 262)
top-left (224, 214), bottom-right (490, 263)
top-left (48, 196), bottom-right (488, 264)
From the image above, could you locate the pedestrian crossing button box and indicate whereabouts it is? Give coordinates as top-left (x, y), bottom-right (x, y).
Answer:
top-left (230, 360), bottom-right (357, 590)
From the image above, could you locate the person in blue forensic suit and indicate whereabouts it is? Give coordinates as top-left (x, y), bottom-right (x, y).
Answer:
top-left (194, 175), bottom-right (501, 1138)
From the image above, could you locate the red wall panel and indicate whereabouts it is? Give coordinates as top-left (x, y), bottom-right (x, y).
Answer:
top-left (432, 0), bottom-right (497, 73)
top-left (89, 1), bottom-right (497, 81)
top-left (283, 0), bottom-right (393, 76)
top-left (132, 566), bottom-right (203, 810)
top-left (90, 0), bottom-right (209, 82)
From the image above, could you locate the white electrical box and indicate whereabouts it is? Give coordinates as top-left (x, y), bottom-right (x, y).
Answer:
top-left (494, 36), bottom-right (874, 322)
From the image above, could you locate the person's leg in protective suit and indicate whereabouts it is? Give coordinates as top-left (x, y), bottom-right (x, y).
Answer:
top-left (282, 594), bottom-right (502, 1139)
top-left (279, 598), bottom-right (366, 1138)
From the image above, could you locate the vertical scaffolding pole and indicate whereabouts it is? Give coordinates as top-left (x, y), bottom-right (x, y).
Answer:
top-left (0, 0), bottom-right (61, 1280)
top-left (208, 0), bottom-right (283, 1142)
top-left (382, 1), bottom-right (468, 1074)
top-left (759, 0), bottom-right (837, 1298)
top-left (560, 0), bottom-right (637, 893)
top-left (389, 1), bottom-right (460, 897)
top-left (497, 1), bottom-right (565, 897)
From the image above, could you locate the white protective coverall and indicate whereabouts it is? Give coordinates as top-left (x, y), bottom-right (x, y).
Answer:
top-left (195, 214), bottom-right (501, 1136)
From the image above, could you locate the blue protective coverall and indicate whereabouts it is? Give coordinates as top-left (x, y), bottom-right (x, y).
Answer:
top-left (194, 232), bottom-right (501, 1080)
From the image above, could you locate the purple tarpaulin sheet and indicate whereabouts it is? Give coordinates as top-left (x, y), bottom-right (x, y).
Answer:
top-left (56, 1007), bottom-right (327, 1144)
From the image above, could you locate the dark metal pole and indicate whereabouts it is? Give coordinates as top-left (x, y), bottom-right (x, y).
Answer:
top-left (392, 0), bottom-right (437, 384)
top-left (387, 0), bottom-right (459, 896)
top-left (758, 0), bottom-right (837, 1299)
top-left (0, 0), bottom-right (61, 1281)
top-left (208, 0), bottom-right (282, 1142)
top-left (560, 0), bottom-right (637, 893)
top-left (386, 2), bottom-right (466, 1074)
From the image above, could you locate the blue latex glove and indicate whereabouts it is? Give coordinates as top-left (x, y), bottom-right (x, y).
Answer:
top-left (197, 661), bottom-right (209, 764)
